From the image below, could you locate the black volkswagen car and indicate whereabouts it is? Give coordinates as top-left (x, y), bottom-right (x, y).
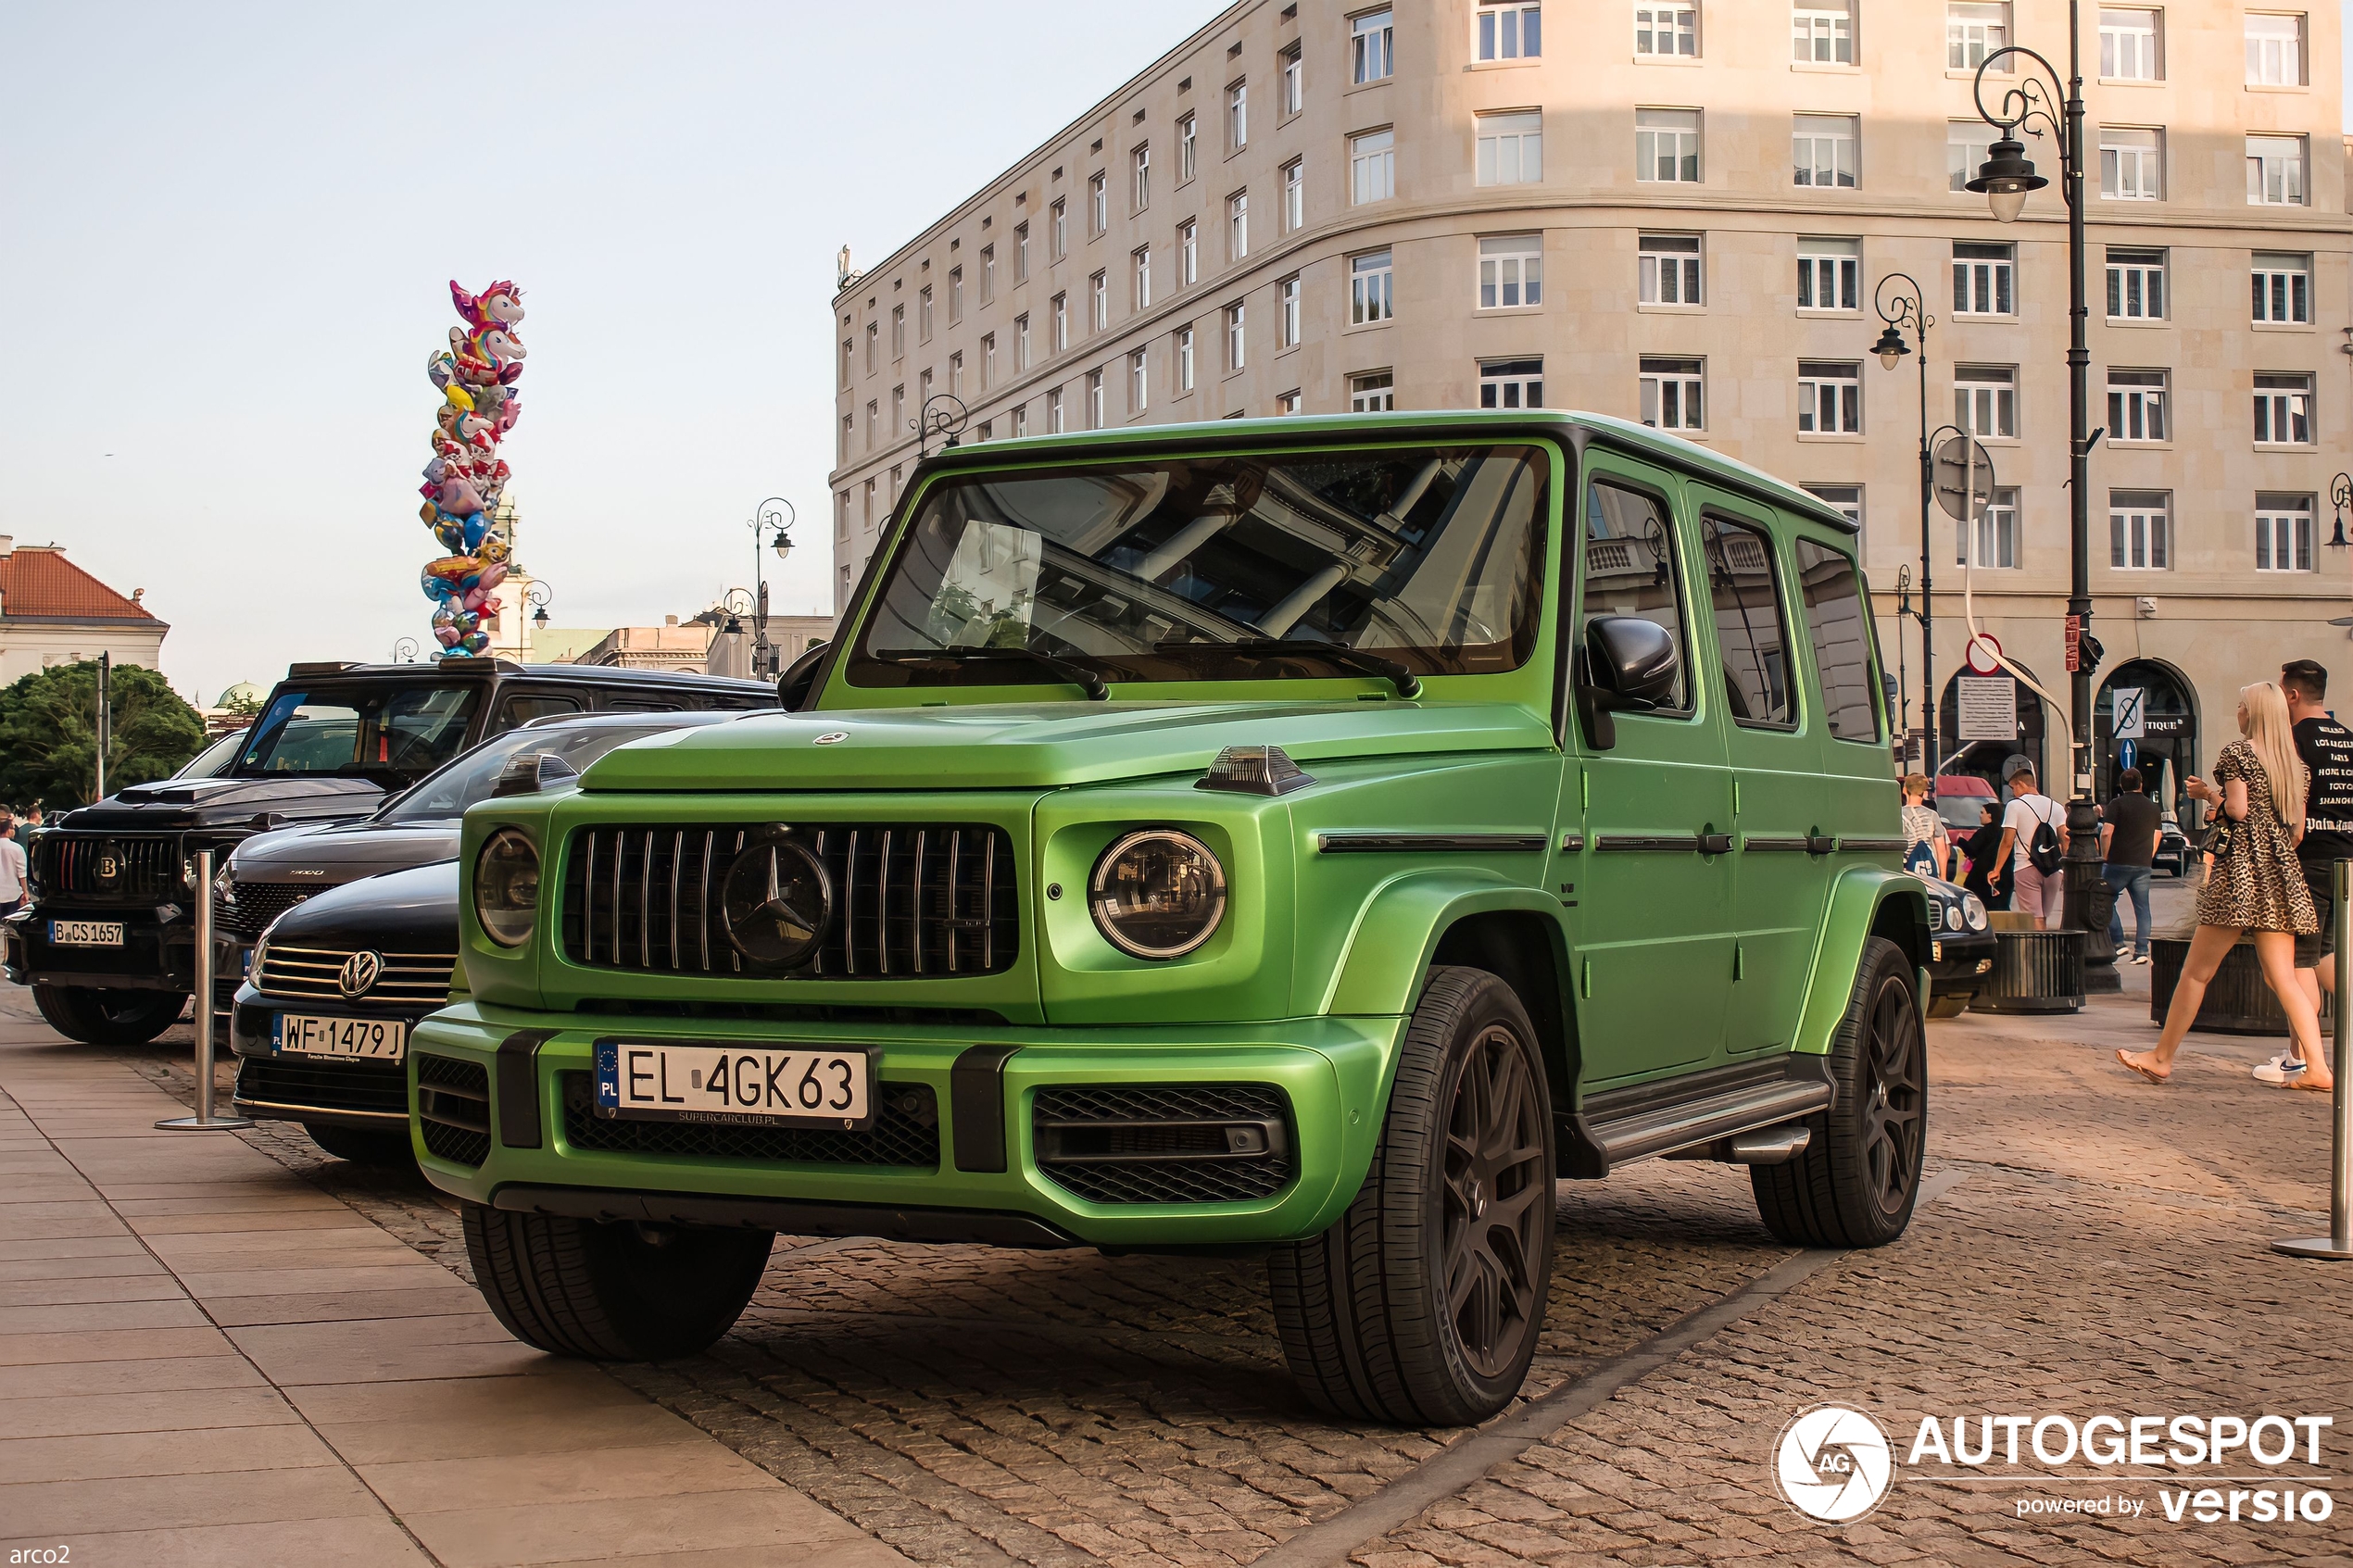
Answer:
top-left (228, 710), bottom-right (744, 1161)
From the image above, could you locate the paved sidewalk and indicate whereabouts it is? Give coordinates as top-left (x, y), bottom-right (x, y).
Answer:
top-left (0, 991), bottom-right (912, 1568)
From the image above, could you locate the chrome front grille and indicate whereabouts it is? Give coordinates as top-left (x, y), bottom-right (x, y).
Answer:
top-left (35, 834), bottom-right (182, 903)
top-left (257, 945), bottom-right (457, 1007)
top-left (560, 823), bottom-right (1018, 979)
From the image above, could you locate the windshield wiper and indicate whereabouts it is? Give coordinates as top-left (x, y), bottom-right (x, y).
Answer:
top-left (874, 647), bottom-right (1109, 701)
top-left (1155, 637), bottom-right (1421, 698)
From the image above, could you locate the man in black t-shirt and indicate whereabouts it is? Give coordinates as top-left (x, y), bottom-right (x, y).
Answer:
top-left (2099, 768), bottom-right (2161, 961)
top-left (2283, 660), bottom-right (2350, 1020)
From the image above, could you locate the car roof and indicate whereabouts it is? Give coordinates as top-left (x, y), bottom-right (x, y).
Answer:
top-left (277, 659), bottom-right (774, 694)
top-left (1935, 776), bottom-right (1996, 796)
top-left (514, 709), bottom-right (746, 732)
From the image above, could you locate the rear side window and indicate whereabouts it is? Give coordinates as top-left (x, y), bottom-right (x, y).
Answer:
top-left (1703, 516), bottom-right (1793, 728)
top-left (489, 693), bottom-right (585, 734)
top-left (1793, 537), bottom-right (1882, 742)
top-left (1579, 482), bottom-right (1691, 714)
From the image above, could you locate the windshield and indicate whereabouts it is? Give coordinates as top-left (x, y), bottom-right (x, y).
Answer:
top-left (375, 719), bottom-right (703, 823)
top-left (173, 729), bottom-right (249, 779)
top-left (847, 445), bottom-right (1550, 688)
top-left (236, 684), bottom-right (484, 783)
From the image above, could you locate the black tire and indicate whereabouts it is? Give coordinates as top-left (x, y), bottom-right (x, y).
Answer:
top-left (32, 985), bottom-right (185, 1046)
top-left (304, 1123), bottom-right (416, 1166)
top-left (461, 1201), bottom-right (773, 1361)
top-left (1752, 935), bottom-right (1927, 1248)
top-left (1269, 966), bottom-right (1554, 1425)
top-left (1924, 990), bottom-right (1969, 1020)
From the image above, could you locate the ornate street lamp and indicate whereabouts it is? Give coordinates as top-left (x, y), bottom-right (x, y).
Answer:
top-left (745, 499), bottom-right (795, 678)
top-left (392, 636), bottom-right (420, 664)
top-left (1872, 272), bottom-right (1938, 776)
top-left (915, 393), bottom-right (969, 458)
top-left (523, 580), bottom-right (553, 630)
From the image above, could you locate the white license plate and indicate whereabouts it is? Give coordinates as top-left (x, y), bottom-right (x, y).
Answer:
top-left (273, 1013), bottom-right (407, 1060)
top-left (594, 1041), bottom-right (874, 1129)
top-left (49, 920), bottom-right (124, 947)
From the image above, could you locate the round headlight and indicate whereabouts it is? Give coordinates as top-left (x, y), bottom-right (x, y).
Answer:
top-left (1088, 829), bottom-right (1227, 960)
top-left (473, 829), bottom-right (540, 948)
top-left (1961, 892), bottom-right (1988, 931)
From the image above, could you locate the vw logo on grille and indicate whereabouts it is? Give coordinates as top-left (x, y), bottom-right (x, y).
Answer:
top-left (718, 830), bottom-right (833, 970)
top-left (337, 950), bottom-right (384, 998)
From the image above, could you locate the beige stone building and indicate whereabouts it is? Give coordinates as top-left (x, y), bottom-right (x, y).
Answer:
top-left (830, 0), bottom-right (2352, 801)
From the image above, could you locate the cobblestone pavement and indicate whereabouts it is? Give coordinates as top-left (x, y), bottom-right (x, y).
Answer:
top-left (112, 896), bottom-right (2353, 1567)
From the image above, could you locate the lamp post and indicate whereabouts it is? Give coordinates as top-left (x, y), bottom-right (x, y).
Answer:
top-left (1967, 5), bottom-right (2116, 988)
top-left (2328, 473), bottom-right (2353, 637)
top-left (748, 498), bottom-right (795, 680)
top-left (523, 581), bottom-right (552, 633)
top-left (392, 636), bottom-right (420, 664)
top-left (914, 393), bottom-right (969, 458)
top-left (1872, 272), bottom-right (1938, 777)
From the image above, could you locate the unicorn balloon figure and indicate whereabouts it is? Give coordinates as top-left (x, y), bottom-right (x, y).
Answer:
top-left (413, 281), bottom-right (527, 659)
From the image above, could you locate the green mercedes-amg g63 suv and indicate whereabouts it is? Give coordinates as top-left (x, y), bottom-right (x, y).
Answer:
top-left (412, 411), bottom-right (1928, 1424)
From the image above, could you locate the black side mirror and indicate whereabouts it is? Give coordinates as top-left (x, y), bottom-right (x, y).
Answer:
top-left (776, 639), bottom-right (831, 712)
top-left (492, 750), bottom-right (581, 798)
top-left (1575, 617), bottom-right (1680, 752)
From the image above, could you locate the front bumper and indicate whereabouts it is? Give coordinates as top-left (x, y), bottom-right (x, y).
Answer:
top-left (5, 906), bottom-right (247, 1009)
top-left (409, 1001), bottom-right (1402, 1250)
top-left (1925, 929), bottom-right (1998, 992)
top-left (229, 985), bottom-right (423, 1130)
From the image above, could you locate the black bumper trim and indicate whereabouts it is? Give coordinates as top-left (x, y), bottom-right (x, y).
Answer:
top-left (487, 1184), bottom-right (1081, 1249)
top-left (497, 1030), bottom-right (557, 1149)
top-left (950, 1044), bottom-right (1019, 1173)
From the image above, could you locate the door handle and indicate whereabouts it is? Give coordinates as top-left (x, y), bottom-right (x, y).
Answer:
top-left (1697, 830), bottom-right (1733, 856)
top-left (1806, 833), bottom-right (1840, 856)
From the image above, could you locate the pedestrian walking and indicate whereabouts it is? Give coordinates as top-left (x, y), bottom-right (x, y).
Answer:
top-left (1901, 774), bottom-right (1950, 879)
top-left (2117, 683), bottom-right (2326, 1089)
top-left (0, 815), bottom-right (27, 920)
top-left (2263, 659), bottom-right (2351, 1085)
top-left (2100, 767), bottom-right (2161, 963)
top-left (1989, 759), bottom-right (2068, 930)
top-left (1959, 801), bottom-right (2006, 910)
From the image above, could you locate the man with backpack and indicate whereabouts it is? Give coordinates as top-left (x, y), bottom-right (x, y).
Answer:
top-left (1989, 759), bottom-right (2070, 929)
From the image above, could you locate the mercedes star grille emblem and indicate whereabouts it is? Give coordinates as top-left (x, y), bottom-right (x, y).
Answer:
top-left (337, 951), bottom-right (384, 999)
top-left (718, 831), bottom-right (833, 970)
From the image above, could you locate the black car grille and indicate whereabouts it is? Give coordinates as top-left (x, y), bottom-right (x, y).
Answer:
top-left (235, 1055), bottom-right (408, 1117)
top-left (415, 1054), bottom-right (491, 1166)
top-left (560, 823), bottom-right (1017, 980)
top-left (221, 882), bottom-right (324, 941)
top-left (258, 945), bottom-right (455, 1008)
top-left (559, 1073), bottom-right (939, 1168)
top-left (35, 834), bottom-right (183, 903)
top-left (1034, 1085), bottom-right (1294, 1205)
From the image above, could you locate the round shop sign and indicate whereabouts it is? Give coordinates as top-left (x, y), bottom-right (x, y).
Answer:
top-left (1773, 1404), bottom-right (1894, 1524)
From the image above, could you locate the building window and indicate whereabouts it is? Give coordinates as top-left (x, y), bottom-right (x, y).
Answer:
top-left (864, 401), bottom-right (876, 449)
top-left (1014, 223), bottom-right (1030, 282)
top-left (1351, 249), bottom-right (1394, 324)
top-left (1641, 357), bottom-right (1704, 431)
top-left (1353, 9), bottom-right (1395, 83)
top-left (1178, 114), bottom-right (1197, 183)
top-left (1283, 158), bottom-right (1304, 229)
top-left (1478, 2), bottom-right (1541, 59)
top-left (2257, 494), bottom-right (2315, 571)
top-left (918, 285), bottom-right (933, 341)
top-left (1797, 236), bottom-right (1858, 311)
top-left (1051, 293), bottom-right (1068, 352)
top-left (1090, 270), bottom-right (1108, 332)
top-left (1793, 0), bottom-right (1853, 65)
top-left (1013, 404), bottom-right (1029, 438)
top-left (891, 383), bottom-right (905, 436)
top-left (1481, 234), bottom-right (1545, 308)
top-left (1637, 109), bottom-right (1701, 182)
top-left (1798, 361), bottom-right (1860, 434)
top-left (1228, 80), bottom-right (1248, 150)
top-left (2252, 251), bottom-right (2311, 323)
top-left (1477, 111), bottom-right (1542, 185)
top-left (1639, 232), bottom-right (1701, 306)
top-left (1352, 371), bottom-right (1395, 411)
top-left (1961, 488), bottom-right (2022, 568)
top-left (980, 245), bottom-right (996, 305)
top-left (1953, 242), bottom-right (2015, 316)
top-left (1180, 220), bottom-right (1199, 285)
top-left (2109, 490), bottom-right (2171, 570)
top-left (1228, 190), bottom-right (1249, 259)
top-left (2106, 246), bottom-right (2165, 320)
top-left (1048, 387), bottom-right (1065, 433)
top-left (1480, 357), bottom-right (1544, 409)
top-left (1226, 302), bottom-right (1247, 370)
top-left (1129, 350), bottom-right (1148, 415)
top-left (1352, 130), bottom-right (1395, 203)
top-left (2107, 369), bottom-right (2168, 443)
top-left (918, 367), bottom-right (933, 409)
top-left (2255, 372), bottom-right (2313, 445)
top-left (1132, 144), bottom-right (1151, 211)
top-left (840, 414), bottom-right (853, 462)
top-left (1177, 326), bottom-right (1196, 392)
top-left (1279, 276), bottom-right (1302, 346)
top-left (976, 420), bottom-right (992, 442)
top-left (1051, 197), bottom-right (1067, 258)
top-left (1278, 389), bottom-right (1303, 415)
top-left (1804, 483), bottom-right (1864, 528)
top-left (1948, 2), bottom-right (2009, 68)
top-left (2247, 13), bottom-right (2305, 85)
top-left (839, 337), bottom-right (853, 388)
top-left (1636, 4), bottom-right (1697, 56)
top-left (1086, 370), bottom-right (1104, 427)
top-left (1954, 364), bottom-right (2017, 438)
top-left (982, 333), bottom-right (996, 387)
top-left (837, 491), bottom-right (850, 541)
top-left (865, 320), bottom-right (878, 373)
top-left (1947, 123), bottom-right (1994, 193)
top-left (2100, 127), bottom-right (2161, 200)
top-left (1281, 43), bottom-right (1304, 113)
top-left (1792, 114), bottom-right (1856, 188)
top-left (2099, 6), bottom-right (2160, 79)
top-left (949, 351), bottom-right (963, 396)
top-left (863, 479), bottom-right (876, 530)
top-left (2247, 136), bottom-right (2307, 205)
top-left (890, 304), bottom-right (905, 357)
top-left (1133, 247), bottom-right (1151, 310)
top-left (1088, 171), bottom-right (1108, 235)
top-left (949, 267), bottom-right (964, 323)
top-left (1015, 314), bottom-right (1031, 370)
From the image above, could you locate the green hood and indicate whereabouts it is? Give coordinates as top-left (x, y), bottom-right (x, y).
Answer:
top-left (579, 701), bottom-right (1555, 793)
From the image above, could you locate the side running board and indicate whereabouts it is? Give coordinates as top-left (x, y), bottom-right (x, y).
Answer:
top-left (1556, 1054), bottom-right (1836, 1179)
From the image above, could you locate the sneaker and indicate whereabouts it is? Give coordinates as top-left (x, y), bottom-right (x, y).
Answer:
top-left (2254, 1055), bottom-right (2309, 1085)
top-left (2115, 944), bottom-right (2133, 960)
top-left (2133, 953), bottom-right (2151, 965)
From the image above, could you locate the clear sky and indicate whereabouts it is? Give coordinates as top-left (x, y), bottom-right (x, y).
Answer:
top-left (0, 2), bottom-right (1227, 705)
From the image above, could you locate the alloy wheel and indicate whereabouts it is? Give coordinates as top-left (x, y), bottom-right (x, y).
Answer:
top-left (1441, 1023), bottom-right (1548, 1378)
top-left (1861, 977), bottom-right (1925, 1214)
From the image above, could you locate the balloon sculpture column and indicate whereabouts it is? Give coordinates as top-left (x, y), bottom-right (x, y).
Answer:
top-left (418, 281), bottom-right (527, 658)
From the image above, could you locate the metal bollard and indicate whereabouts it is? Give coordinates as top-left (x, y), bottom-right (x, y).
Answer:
top-left (2276, 859), bottom-right (2352, 1260)
top-left (156, 848), bottom-right (253, 1133)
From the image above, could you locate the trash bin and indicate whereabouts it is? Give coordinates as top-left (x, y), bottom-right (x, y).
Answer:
top-left (1969, 928), bottom-right (2085, 1014)
top-left (2148, 936), bottom-right (2290, 1035)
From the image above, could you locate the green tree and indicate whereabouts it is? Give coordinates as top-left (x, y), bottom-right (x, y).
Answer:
top-left (220, 688), bottom-right (263, 718)
top-left (0, 661), bottom-right (207, 809)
